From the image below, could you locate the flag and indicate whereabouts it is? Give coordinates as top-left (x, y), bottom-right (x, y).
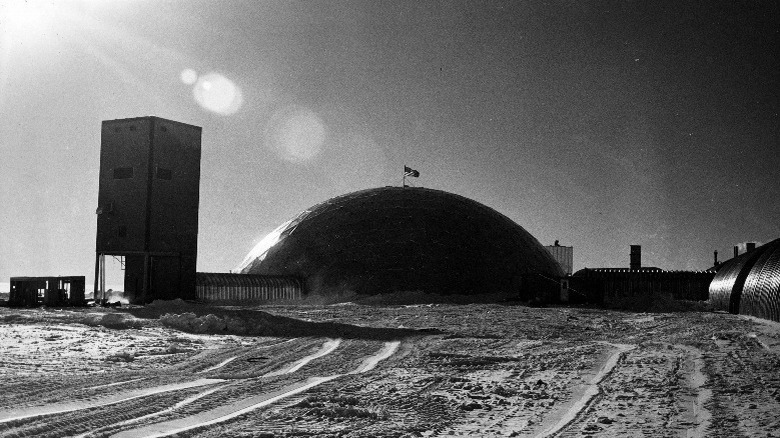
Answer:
top-left (404, 165), bottom-right (420, 177)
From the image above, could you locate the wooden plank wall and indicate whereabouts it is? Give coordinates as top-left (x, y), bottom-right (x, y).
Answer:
top-left (571, 269), bottom-right (715, 304)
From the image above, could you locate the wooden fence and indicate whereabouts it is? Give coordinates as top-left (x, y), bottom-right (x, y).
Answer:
top-left (570, 269), bottom-right (715, 304)
top-left (196, 273), bottom-right (304, 303)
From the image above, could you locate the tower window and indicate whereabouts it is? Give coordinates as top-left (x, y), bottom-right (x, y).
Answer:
top-left (112, 167), bottom-right (134, 179)
top-left (156, 167), bottom-right (172, 180)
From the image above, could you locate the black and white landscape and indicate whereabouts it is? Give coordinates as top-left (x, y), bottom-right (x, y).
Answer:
top-left (1, 301), bottom-right (778, 437)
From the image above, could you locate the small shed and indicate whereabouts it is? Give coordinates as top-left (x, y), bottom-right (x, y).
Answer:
top-left (9, 276), bottom-right (86, 307)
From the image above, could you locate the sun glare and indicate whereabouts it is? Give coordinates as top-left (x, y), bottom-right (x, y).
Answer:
top-left (0, 0), bottom-right (57, 46)
top-left (233, 219), bottom-right (294, 273)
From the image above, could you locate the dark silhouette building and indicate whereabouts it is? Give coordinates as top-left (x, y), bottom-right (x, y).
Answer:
top-left (236, 187), bottom-right (563, 297)
top-left (95, 116), bottom-right (201, 304)
top-left (9, 276), bottom-right (85, 307)
top-left (571, 268), bottom-right (714, 305)
top-left (544, 243), bottom-right (574, 275)
top-left (630, 245), bottom-right (642, 270)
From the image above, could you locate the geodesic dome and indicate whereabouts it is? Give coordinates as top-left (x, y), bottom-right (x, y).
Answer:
top-left (235, 187), bottom-right (563, 296)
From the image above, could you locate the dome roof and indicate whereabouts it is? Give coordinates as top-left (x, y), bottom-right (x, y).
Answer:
top-left (236, 187), bottom-right (563, 296)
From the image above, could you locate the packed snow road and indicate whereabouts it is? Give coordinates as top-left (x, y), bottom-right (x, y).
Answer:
top-left (0, 301), bottom-right (778, 437)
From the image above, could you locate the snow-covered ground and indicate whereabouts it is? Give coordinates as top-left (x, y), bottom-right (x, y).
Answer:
top-left (0, 302), bottom-right (778, 437)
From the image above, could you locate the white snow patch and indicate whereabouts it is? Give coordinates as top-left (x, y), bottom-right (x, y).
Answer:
top-left (112, 341), bottom-right (401, 437)
top-left (747, 332), bottom-right (771, 350)
top-left (85, 378), bottom-right (147, 391)
top-left (536, 342), bottom-right (635, 437)
top-left (680, 345), bottom-right (712, 438)
top-left (0, 379), bottom-right (224, 424)
top-left (199, 357), bottom-right (238, 373)
top-left (112, 376), bottom-right (340, 438)
top-left (263, 338), bottom-right (341, 377)
top-left (350, 341), bottom-right (400, 374)
top-left (256, 337), bottom-right (300, 348)
top-left (197, 337), bottom-right (300, 373)
top-left (73, 385), bottom-right (228, 437)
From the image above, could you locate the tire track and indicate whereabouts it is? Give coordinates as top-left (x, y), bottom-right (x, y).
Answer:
top-left (34, 340), bottom-right (332, 437)
top-left (110, 340), bottom-right (401, 438)
top-left (73, 385), bottom-right (228, 438)
top-left (198, 357), bottom-right (238, 374)
top-left (197, 338), bottom-right (300, 374)
top-left (536, 342), bottom-right (635, 437)
top-left (683, 346), bottom-right (712, 438)
top-left (198, 336), bottom-right (300, 373)
top-left (85, 377), bottom-right (148, 391)
top-left (104, 340), bottom-right (341, 433)
top-left (263, 338), bottom-right (341, 377)
top-left (0, 374), bottom-right (147, 411)
top-left (350, 340), bottom-right (400, 373)
top-left (1, 391), bottom-right (206, 438)
top-left (205, 338), bottom-right (321, 379)
top-left (111, 376), bottom-right (342, 438)
top-left (0, 378), bottom-right (225, 425)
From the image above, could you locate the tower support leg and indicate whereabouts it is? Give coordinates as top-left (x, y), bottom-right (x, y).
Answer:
top-left (93, 253), bottom-right (100, 303)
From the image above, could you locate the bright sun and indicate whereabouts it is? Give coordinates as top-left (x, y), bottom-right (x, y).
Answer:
top-left (0, 0), bottom-right (57, 46)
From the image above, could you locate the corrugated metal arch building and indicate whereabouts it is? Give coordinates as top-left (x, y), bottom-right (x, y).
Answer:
top-left (709, 238), bottom-right (780, 322)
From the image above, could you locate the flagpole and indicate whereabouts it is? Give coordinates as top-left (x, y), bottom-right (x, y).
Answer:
top-left (403, 165), bottom-right (418, 187)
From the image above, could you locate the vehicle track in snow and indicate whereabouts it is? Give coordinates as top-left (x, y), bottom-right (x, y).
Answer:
top-left (0, 378), bottom-right (225, 425)
top-left (536, 343), bottom-right (635, 437)
top-left (2, 304), bottom-right (779, 437)
top-left (105, 340), bottom-right (400, 438)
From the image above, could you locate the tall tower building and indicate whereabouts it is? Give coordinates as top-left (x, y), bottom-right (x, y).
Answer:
top-left (95, 116), bottom-right (202, 303)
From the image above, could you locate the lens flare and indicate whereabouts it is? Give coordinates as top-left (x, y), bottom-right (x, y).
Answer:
top-left (192, 72), bottom-right (243, 115)
top-left (180, 68), bottom-right (198, 85)
top-left (265, 106), bottom-right (326, 162)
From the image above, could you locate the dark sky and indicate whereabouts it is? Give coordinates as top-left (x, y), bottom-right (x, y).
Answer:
top-left (1, 0), bottom-right (778, 289)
